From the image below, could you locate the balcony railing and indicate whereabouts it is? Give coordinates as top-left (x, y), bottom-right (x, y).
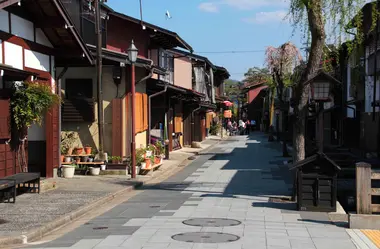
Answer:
top-left (159, 70), bottom-right (174, 84)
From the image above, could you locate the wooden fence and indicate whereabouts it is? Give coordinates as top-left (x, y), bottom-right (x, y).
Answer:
top-left (356, 162), bottom-right (380, 214)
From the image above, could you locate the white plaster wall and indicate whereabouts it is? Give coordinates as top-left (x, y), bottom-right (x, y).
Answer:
top-left (0, 40), bottom-right (2, 64)
top-left (4, 42), bottom-right (23, 69)
top-left (365, 46), bottom-right (380, 113)
top-left (11, 14), bottom-right (34, 41)
top-left (36, 28), bottom-right (53, 48)
top-left (0, 10), bottom-right (8, 33)
top-left (25, 50), bottom-right (49, 72)
top-left (28, 117), bottom-right (46, 141)
top-left (346, 57), bottom-right (355, 118)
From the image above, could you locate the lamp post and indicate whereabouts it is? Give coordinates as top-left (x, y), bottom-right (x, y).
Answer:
top-left (308, 80), bottom-right (331, 153)
top-left (275, 108), bottom-right (280, 141)
top-left (128, 40), bottom-right (138, 178)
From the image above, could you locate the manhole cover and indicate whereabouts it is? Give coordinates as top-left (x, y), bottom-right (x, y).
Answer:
top-left (172, 232), bottom-right (239, 243)
top-left (183, 218), bottom-right (241, 227)
top-left (93, 226), bottom-right (108, 230)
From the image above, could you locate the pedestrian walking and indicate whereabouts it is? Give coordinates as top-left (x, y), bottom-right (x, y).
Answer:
top-left (245, 120), bottom-right (250, 135)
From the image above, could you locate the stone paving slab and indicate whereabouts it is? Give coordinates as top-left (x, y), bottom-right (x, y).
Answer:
top-left (20, 134), bottom-right (374, 249)
top-left (0, 138), bottom-right (221, 246)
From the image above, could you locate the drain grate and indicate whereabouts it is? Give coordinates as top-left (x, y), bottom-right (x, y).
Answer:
top-left (269, 197), bottom-right (293, 203)
top-left (172, 232), bottom-right (239, 243)
top-left (183, 218), bottom-right (241, 227)
top-left (93, 226), bottom-right (108, 230)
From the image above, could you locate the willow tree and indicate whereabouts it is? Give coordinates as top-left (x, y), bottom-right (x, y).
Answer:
top-left (289, 0), bottom-right (371, 162)
top-left (265, 42), bottom-right (302, 157)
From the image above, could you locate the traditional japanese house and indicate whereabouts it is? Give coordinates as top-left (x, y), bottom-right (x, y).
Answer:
top-left (0, 0), bottom-right (93, 177)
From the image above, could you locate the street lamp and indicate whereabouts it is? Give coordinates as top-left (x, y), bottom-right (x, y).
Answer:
top-left (128, 40), bottom-right (138, 179)
top-left (304, 72), bottom-right (337, 153)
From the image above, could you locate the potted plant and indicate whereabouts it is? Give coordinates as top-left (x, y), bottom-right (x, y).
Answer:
top-left (136, 148), bottom-right (145, 170)
top-left (84, 145), bottom-right (92, 155)
top-left (60, 145), bottom-right (67, 162)
top-left (62, 164), bottom-right (76, 178)
top-left (146, 144), bottom-right (155, 157)
top-left (75, 147), bottom-right (84, 155)
top-left (89, 166), bottom-right (100, 175)
top-left (155, 141), bottom-right (165, 161)
top-left (74, 156), bottom-right (80, 164)
top-left (10, 81), bottom-right (60, 172)
top-left (61, 132), bottom-right (78, 156)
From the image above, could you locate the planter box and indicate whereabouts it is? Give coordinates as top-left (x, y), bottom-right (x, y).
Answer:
top-left (106, 163), bottom-right (129, 170)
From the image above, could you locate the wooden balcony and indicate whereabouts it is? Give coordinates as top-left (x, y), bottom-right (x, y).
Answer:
top-left (62, 98), bottom-right (95, 122)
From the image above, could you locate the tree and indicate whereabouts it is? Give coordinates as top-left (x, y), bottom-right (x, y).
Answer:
top-left (288, 0), bottom-right (370, 162)
top-left (265, 42), bottom-right (302, 157)
top-left (243, 67), bottom-right (271, 85)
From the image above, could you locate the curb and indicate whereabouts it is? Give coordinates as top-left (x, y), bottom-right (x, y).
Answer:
top-left (0, 138), bottom-right (222, 247)
top-left (0, 181), bottom-right (143, 247)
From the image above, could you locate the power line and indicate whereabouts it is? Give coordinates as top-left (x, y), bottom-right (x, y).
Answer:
top-left (194, 50), bottom-right (266, 54)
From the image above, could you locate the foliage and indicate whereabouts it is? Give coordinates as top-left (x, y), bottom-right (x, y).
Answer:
top-left (265, 42), bottom-right (302, 107)
top-left (108, 155), bottom-right (122, 163)
top-left (209, 122), bottom-right (221, 136)
top-left (146, 144), bottom-right (155, 152)
top-left (154, 141), bottom-right (165, 155)
top-left (243, 67), bottom-right (271, 85)
top-left (10, 81), bottom-right (59, 172)
top-left (61, 131), bottom-right (78, 151)
top-left (136, 148), bottom-right (146, 166)
top-left (10, 81), bottom-right (59, 134)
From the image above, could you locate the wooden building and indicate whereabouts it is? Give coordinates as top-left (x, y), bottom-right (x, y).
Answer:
top-left (0, 0), bottom-right (93, 177)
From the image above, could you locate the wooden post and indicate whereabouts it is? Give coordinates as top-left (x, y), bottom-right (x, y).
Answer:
top-left (356, 162), bottom-right (372, 214)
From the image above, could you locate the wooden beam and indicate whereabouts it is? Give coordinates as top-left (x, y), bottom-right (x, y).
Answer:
top-left (0, 0), bottom-right (18, 10)
top-left (371, 204), bottom-right (380, 213)
top-left (356, 162), bottom-right (372, 214)
top-left (372, 169), bottom-right (380, 179)
top-left (34, 19), bottom-right (65, 29)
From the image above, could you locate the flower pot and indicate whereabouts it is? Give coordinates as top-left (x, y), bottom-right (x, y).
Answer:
top-left (64, 156), bottom-right (72, 163)
top-left (75, 157), bottom-right (80, 163)
top-left (141, 162), bottom-right (147, 169)
top-left (154, 156), bottom-right (161, 165)
top-left (128, 166), bottom-right (141, 175)
top-left (87, 157), bottom-right (94, 162)
top-left (100, 164), bottom-right (106, 171)
top-left (89, 167), bottom-right (100, 175)
top-left (61, 155), bottom-right (65, 162)
top-left (145, 150), bottom-right (152, 157)
top-left (145, 158), bottom-right (151, 169)
top-left (75, 148), bottom-right (84, 155)
top-left (84, 147), bottom-right (92, 155)
top-left (62, 165), bottom-right (75, 178)
top-left (81, 156), bottom-right (89, 162)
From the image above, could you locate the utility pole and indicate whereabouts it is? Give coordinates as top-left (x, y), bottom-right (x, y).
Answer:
top-left (95, 0), bottom-right (105, 159)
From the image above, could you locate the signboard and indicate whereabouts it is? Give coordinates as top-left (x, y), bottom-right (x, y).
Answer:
top-left (223, 110), bottom-right (232, 118)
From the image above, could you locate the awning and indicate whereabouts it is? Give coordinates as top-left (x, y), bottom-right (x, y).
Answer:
top-left (147, 79), bottom-right (205, 101)
top-left (223, 100), bottom-right (233, 107)
top-left (110, 12), bottom-right (192, 52)
top-left (248, 85), bottom-right (268, 103)
top-left (87, 44), bottom-right (152, 68)
top-left (0, 64), bottom-right (38, 80)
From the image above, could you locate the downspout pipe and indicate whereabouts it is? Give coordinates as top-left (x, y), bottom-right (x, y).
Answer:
top-left (148, 85), bottom-right (167, 145)
top-left (191, 105), bottom-right (202, 142)
top-left (56, 66), bottom-right (68, 174)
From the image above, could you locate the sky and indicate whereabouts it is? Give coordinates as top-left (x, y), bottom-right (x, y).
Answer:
top-left (106, 0), bottom-right (303, 81)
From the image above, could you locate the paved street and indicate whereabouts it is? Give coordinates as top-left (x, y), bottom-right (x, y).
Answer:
top-left (25, 133), bottom-right (362, 249)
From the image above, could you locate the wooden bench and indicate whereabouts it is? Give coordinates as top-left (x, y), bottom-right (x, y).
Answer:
top-left (140, 163), bottom-right (163, 175)
top-left (0, 173), bottom-right (40, 203)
